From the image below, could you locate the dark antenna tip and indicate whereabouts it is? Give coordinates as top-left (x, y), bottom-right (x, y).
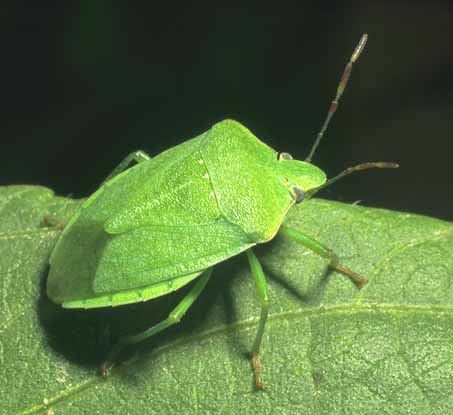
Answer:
top-left (306, 33), bottom-right (368, 163)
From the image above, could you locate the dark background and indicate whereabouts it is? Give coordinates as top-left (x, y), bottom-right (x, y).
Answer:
top-left (2, 2), bottom-right (452, 220)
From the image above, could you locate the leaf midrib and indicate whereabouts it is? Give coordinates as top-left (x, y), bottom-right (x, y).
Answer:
top-left (0, 228), bottom-right (60, 240)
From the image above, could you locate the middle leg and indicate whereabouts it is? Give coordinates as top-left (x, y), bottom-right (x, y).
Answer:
top-left (245, 248), bottom-right (270, 390)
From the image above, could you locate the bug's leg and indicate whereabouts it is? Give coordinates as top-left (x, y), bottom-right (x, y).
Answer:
top-left (245, 248), bottom-right (269, 390)
top-left (40, 215), bottom-right (66, 229)
top-left (279, 225), bottom-right (367, 288)
top-left (103, 150), bottom-right (151, 183)
top-left (101, 267), bottom-right (213, 375)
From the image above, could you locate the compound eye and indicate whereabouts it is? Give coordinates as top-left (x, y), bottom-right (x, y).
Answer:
top-left (293, 186), bottom-right (305, 204)
top-left (279, 152), bottom-right (293, 161)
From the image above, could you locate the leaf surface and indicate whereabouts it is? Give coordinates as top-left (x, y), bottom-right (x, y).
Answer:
top-left (1, 185), bottom-right (453, 414)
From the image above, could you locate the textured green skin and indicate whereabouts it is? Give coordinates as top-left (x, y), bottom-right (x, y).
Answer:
top-left (47, 119), bottom-right (326, 308)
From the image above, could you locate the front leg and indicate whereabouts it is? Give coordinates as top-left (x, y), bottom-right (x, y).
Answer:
top-left (279, 225), bottom-right (367, 288)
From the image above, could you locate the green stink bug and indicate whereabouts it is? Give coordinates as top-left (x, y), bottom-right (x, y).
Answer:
top-left (46, 34), bottom-right (397, 389)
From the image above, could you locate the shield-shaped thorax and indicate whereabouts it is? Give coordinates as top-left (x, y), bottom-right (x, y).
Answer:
top-left (201, 120), bottom-right (295, 242)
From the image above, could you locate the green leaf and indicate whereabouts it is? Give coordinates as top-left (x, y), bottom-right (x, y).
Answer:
top-left (2, 185), bottom-right (453, 414)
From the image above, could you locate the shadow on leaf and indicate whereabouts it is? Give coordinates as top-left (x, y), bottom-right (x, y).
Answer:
top-left (37, 253), bottom-right (252, 381)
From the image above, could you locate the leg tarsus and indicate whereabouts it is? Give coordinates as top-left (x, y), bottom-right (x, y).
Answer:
top-left (332, 261), bottom-right (368, 288)
top-left (251, 352), bottom-right (265, 390)
top-left (40, 215), bottom-right (66, 230)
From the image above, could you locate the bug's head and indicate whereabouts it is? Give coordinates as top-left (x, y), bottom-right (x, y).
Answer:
top-left (276, 152), bottom-right (327, 204)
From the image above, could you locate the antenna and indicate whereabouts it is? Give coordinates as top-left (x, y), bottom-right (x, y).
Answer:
top-left (305, 33), bottom-right (368, 163)
top-left (306, 161), bottom-right (399, 198)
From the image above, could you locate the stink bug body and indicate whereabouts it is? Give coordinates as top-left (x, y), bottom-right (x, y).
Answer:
top-left (47, 34), bottom-right (397, 389)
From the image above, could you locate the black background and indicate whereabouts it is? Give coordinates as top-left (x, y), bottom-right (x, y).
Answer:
top-left (2, 2), bottom-right (453, 220)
